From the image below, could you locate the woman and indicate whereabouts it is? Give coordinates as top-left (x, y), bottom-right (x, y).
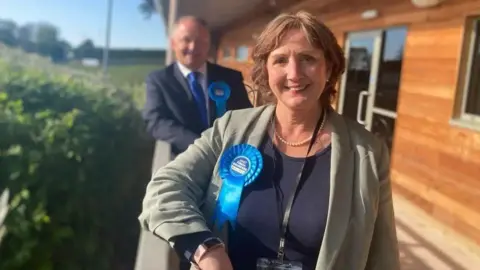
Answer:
top-left (139, 11), bottom-right (400, 270)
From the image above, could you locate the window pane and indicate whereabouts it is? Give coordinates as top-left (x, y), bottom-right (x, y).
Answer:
top-left (236, 46), bottom-right (249, 61)
top-left (465, 20), bottom-right (480, 116)
top-left (374, 27), bottom-right (407, 112)
top-left (342, 35), bottom-right (375, 123)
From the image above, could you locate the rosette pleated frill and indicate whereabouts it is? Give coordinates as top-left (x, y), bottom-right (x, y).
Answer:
top-left (213, 143), bottom-right (263, 230)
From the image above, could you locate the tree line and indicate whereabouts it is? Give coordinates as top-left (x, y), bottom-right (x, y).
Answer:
top-left (0, 18), bottom-right (165, 64)
top-left (0, 18), bottom-right (97, 63)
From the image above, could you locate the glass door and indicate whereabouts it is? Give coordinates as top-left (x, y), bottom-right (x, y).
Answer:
top-left (339, 27), bottom-right (407, 152)
top-left (338, 30), bottom-right (383, 130)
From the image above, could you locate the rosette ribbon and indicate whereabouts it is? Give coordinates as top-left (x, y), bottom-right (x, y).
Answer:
top-left (213, 144), bottom-right (263, 230)
top-left (208, 81), bottom-right (231, 118)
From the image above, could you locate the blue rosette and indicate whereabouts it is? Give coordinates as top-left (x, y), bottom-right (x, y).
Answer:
top-left (213, 144), bottom-right (263, 230)
top-left (208, 81), bottom-right (231, 118)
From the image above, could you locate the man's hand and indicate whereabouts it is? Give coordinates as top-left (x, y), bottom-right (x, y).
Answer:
top-left (196, 246), bottom-right (233, 270)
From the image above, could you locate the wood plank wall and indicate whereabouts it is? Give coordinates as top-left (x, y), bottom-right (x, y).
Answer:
top-left (216, 0), bottom-right (480, 247)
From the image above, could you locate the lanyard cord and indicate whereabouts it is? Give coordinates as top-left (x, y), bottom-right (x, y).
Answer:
top-left (271, 109), bottom-right (326, 261)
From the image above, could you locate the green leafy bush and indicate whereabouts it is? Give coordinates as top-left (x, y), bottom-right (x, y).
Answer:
top-left (0, 48), bottom-right (154, 269)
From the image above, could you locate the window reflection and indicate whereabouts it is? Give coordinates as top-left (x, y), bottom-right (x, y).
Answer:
top-left (374, 27), bottom-right (407, 112)
top-left (348, 40), bottom-right (373, 71)
top-left (342, 36), bottom-right (375, 122)
top-left (465, 20), bottom-right (480, 116)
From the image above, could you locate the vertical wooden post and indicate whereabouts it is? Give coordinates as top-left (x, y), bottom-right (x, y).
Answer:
top-left (134, 1), bottom-right (180, 269)
top-left (165, 0), bottom-right (178, 65)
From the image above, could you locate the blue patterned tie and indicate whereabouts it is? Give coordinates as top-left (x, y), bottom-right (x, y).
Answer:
top-left (187, 71), bottom-right (208, 128)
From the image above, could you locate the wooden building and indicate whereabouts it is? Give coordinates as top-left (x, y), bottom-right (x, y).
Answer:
top-left (151, 0), bottom-right (480, 254)
top-left (215, 0), bottom-right (480, 248)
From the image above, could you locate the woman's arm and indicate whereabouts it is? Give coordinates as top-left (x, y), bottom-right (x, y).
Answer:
top-left (138, 111), bottom-right (232, 243)
top-left (365, 141), bottom-right (401, 270)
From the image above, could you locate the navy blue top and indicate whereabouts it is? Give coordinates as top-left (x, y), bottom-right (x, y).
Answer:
top-left (228, 136), bottom-right (331, 269)
top-left (172, 136), bottom-right (331, 270)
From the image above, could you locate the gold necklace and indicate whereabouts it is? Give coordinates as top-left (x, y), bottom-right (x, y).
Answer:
top-left (274, 110), bottom-right (326, 147)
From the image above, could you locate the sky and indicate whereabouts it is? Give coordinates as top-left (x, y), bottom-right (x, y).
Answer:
top-left (0, 0), bottom-right (168, 49)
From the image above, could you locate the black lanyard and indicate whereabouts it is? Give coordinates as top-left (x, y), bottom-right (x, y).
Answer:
top-left (273, 109), bottom-right (325, 262)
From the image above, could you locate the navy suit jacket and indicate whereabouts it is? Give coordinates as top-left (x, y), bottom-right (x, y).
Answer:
top-left (142, 62), bottom-right (252, 155)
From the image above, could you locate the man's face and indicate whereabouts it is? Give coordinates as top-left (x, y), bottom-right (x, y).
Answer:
top-left (170, 20), bottom-right (211, 70)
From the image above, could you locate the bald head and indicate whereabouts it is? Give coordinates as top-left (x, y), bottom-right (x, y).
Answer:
top-left (170, 16), bottom-right (211, 70)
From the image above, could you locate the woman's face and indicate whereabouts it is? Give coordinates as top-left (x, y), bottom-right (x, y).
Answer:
top-left (266, 29), bottom-right (330, 111)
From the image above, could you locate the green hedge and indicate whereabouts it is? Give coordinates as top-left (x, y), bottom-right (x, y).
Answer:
top-left (0, 52), bottom-right (154, 269)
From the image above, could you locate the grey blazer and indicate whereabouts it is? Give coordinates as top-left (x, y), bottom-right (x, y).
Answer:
top-left (139, 105), bottom-right (400, 270)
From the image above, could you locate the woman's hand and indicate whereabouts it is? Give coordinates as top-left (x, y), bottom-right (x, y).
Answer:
top-left (196, 246), bottom-right (233, 270)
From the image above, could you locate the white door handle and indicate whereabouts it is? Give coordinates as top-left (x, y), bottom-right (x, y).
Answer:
top-left (357, 90), bottom-right (370, 125)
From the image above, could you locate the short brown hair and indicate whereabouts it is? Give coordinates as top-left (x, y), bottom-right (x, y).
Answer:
top-left (172, 15), bottom-right (210, 34)
top-left (251, 11), bottom-right (345, 108)
top-left (175, 15), bottom-right (208, 28)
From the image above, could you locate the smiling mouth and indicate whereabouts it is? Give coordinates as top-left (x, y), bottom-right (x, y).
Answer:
top-left (286, 84), bottom-right (309, 92)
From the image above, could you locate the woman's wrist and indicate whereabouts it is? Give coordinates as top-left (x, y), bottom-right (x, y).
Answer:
top-left (192, 237), bottom-right (225, 265)
top-left (171, 231), bottom-right (214, 262)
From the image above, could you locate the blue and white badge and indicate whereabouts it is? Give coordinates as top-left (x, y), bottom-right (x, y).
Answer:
top-left (208, 81), bottom-right (231, 118)
top-left (213, 144), bottom-right (263, 230)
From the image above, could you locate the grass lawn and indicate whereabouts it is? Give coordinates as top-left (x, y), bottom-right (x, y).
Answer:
top-left (69, 62), bottom-right (163, 87)
top-left (106, 64), bottom-right (162, 86)
top-left (67, 61), bottom-right (163, 108)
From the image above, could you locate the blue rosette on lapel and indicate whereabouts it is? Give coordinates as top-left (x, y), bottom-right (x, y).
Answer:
top-left (208, 81), bottom-right (231, 118)
top-left (214, 143), bottom-right (263, 230)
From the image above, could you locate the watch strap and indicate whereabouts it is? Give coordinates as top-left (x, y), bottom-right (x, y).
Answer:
top-left (192, 237), bottom-right (225, 265)
top-left (171, 231), bottom-right (214, 263)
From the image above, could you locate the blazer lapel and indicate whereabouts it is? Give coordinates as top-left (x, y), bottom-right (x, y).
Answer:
top-left (173, 63), bottom-right (193, 101)
top-left (316, 111), bottom-right (355, 269)
top-left (210, 105), bottom-right (355, 266)
top-left (244, 105), bottom-right (275, 147)
top-left (209, 105), bottom-right (274, 245)
top-left (172, 63), bottom-right (207, 131)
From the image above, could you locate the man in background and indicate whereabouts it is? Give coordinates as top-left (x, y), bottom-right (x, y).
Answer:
top-left (143, 16), bottom-right (252, 156)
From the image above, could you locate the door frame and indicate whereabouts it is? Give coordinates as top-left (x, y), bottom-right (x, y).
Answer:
top-left (337, 29), bottom-right (384, 131)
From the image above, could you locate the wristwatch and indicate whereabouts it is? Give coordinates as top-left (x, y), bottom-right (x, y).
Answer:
top-left (192, 237), bottom-right (225, 265)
